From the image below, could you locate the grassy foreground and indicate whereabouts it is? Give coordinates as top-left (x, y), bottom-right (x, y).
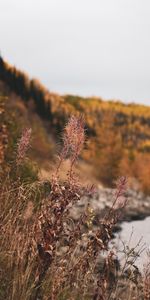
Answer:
top-left (0, 100), bottom-right (150, 300)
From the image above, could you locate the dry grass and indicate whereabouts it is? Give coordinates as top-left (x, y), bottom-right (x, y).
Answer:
top-left (0, 115), bottom-right (149, 300)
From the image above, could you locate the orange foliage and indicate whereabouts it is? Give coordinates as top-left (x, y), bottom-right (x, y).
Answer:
top-left (0, 56), bottom-right (150, 192)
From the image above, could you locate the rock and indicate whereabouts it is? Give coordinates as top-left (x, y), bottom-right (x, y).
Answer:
top-left (70, 186), bottom-right (150, 224)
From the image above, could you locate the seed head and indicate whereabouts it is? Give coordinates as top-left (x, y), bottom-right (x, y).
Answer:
top-left (63, 115), bottom-right (85, 157)
top-left (16, 128), bottom-right (32, 165)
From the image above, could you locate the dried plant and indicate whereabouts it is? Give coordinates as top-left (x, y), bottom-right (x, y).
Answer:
top-left (16, 127), bottom-right (32, 165)
top-left (142, 250), bottom-right (150, 300)
top-left (33, 116), bottom-right (129, 299)
top-left (0, 115), bottom-right (148, 300)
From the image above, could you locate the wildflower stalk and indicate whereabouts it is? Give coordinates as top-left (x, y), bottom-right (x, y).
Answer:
top-left (16, 128), bottom-right (32, 165)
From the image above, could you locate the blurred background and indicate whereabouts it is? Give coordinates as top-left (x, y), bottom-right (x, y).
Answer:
top-left (1, 0), bottom-right (150, 105)
top-left (0, 1), bottom-right (150, 204)
top-left (0, 2), bottom-right (150, 296)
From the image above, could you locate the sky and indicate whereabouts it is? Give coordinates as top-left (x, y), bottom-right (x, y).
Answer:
top-left (0, 0), bottom-right (150, 106)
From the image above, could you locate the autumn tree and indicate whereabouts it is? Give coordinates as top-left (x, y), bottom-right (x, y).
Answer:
top-left (95, 110), bottom-right (123, 187)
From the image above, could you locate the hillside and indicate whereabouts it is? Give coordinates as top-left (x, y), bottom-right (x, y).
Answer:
top-left (0, 56), bottom-right (150, 192)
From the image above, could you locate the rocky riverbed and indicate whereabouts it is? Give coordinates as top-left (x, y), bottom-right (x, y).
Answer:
top-left (70, 185), bottom-right (150, 225)
top-left (70, 185), bottom-right (150, 270)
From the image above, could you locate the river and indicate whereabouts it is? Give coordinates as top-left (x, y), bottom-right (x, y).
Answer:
top-left (113, 216), bottom-right (150, 270)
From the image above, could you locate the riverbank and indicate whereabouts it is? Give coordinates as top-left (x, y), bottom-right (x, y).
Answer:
top-left (71, 185), bottom-right (150, 226)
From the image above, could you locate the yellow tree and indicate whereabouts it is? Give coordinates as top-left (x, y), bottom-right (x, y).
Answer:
top-left (95, 110), bottom-right (123, 187)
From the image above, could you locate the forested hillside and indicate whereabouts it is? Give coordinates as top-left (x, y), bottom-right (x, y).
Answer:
top-left (0, 56), bottom-right (150, 192)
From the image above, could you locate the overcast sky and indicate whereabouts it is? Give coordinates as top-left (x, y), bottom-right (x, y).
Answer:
top-left (0, 0), bottom-right (150, 105)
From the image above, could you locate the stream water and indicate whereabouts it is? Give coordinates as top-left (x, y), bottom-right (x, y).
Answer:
top-left (113, 216), bottom-right (150, 270)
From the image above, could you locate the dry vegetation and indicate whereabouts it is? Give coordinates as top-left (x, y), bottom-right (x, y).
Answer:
top-left (0, 101), bottom-right (150, 299)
